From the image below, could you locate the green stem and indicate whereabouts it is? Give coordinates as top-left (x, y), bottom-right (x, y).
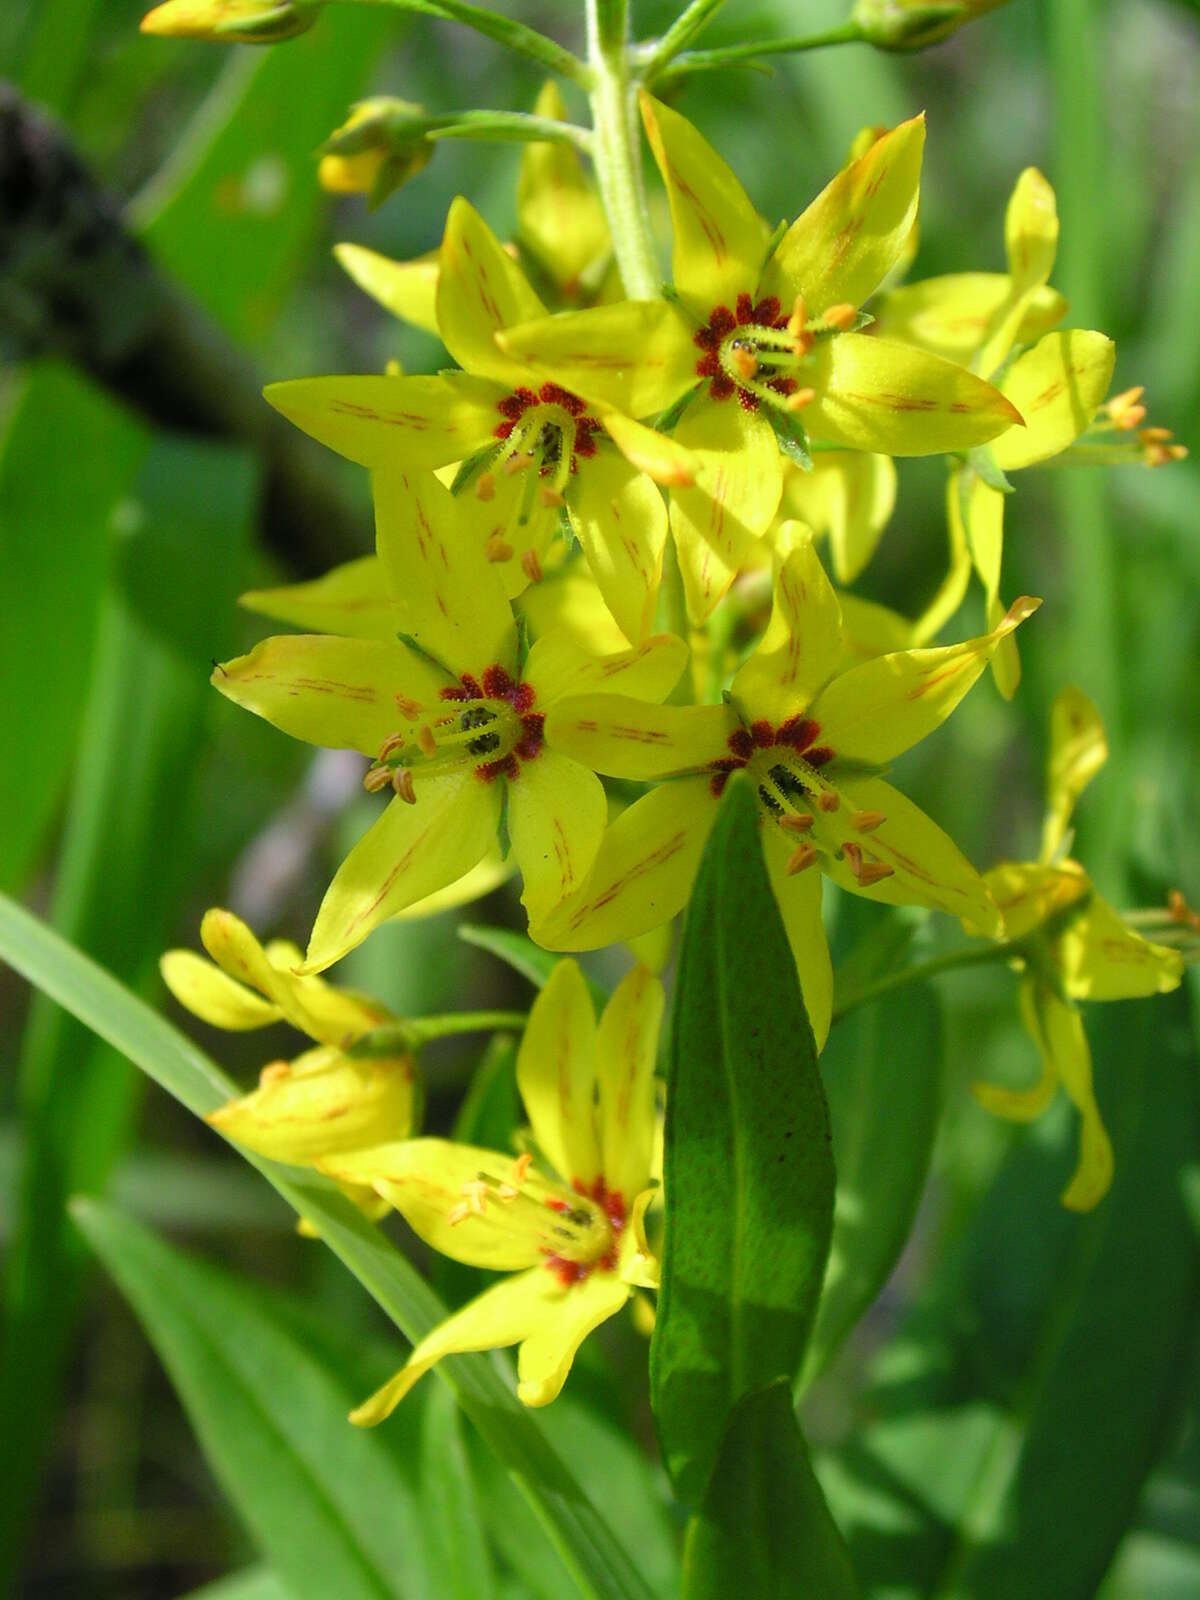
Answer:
top-left (832, 940), bottom-right (1022, 1022)
top-left (351, 1011), bottom-right (527, 1055)
top-left (326, 0), bottom-right (587, 84)
top-left (650, 22), bottom-right (864, 86)
top-left (585, 0), bottom-right (660, 299)
top-left (634, 0), bottom-right (729, 78)
top-left (424, 110), bottom-right (593, 151)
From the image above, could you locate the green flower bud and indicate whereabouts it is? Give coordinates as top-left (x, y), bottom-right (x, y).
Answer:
top-left (140, 0), bottom-right (316, 44)
top-left (852, 0), bottom-right (1009, 50)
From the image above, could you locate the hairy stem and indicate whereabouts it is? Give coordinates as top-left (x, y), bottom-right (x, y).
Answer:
top-left (832, 940), bottom-right (1022, 1022)
top-left (649, 22), bottom-right (864, 85)
top-left (585, 0), bottom-right (660, 299)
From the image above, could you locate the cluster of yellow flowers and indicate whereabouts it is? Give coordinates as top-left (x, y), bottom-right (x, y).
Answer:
top-left (163, 88), bottom-right (1186, 1419)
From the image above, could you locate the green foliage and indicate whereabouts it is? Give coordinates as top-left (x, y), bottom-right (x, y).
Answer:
top-left (652, 780), bottom-right (836, 1505)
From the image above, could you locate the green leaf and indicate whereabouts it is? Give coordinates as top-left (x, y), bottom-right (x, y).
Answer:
top-left (134, 9), bottom-right (388, 342)
top-left (459, 925), bottom-right (608, 1006)
top-left (767, 402), bottom-right (813, 471)
top-left (827, 990), bottom-right (1200, 1599)
top-left (420, 1383), bottom-right (498, 1599)
top-left (0, 895), bottom-right (655, 1600)
top-left (73, 1199), bottom-right (436, 1600)
top-left (0, 434), bottom-right (254, 1590)
top-left (651, 779), bottom-right (836, 1504)
top-left (682, 1383), bottom-right (859, 1600)
top-left (0, 363), bottom-right (145, 893)
top-left (802, 982), bottom-right (943, 1385)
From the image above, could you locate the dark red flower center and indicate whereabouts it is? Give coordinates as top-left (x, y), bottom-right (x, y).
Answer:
top-left (694, 293), bottom-right (798, 412)
top-left (494, 381), bottom-right (601, 476)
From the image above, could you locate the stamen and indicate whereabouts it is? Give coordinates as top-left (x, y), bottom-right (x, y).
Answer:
top-left (486, 532), bottom-right (514, 563)
top-left (823, 302), bottom-right (857, 330)
top-left (475, 472), bottom-right (496, 501)
top-left (851, 810), bottom-right (886, 832)
top-left (842, 841), bottom-right (895, 886)
top-left (378, 731), bottom-right (408, 761)
top-left (786, 293), bottom-right (807, 338)
top-left (780, 812), bottom-right (815, 833)
top-left (538, 485), bottom-right (565, 509)
top-left (417, 725), bottom-right (437, 758)
top-left (394, 695), bottom-right (421, 722)
top-left (505, 451), bottom-right (536, 475)
top-left (521, 549), bottom-right (544, 583)
top-left (786, 841), bottom-right (820, 875)
top-left (786, 387), bottom-right (816, 412)
top-left (392, 767), bottom-right (417, 804)
top-left (363, 763), bottom-right (392, 793)
top-left (259, 1061), bottom-right (291, 1086)
top-left (731, 345), bottom-right (759, 382)
top-left (496, 1151), bottom-right (534, 1201)
top-left (817, 791), bottom-right (840, 813)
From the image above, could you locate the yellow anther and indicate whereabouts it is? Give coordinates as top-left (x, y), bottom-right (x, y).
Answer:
top-left (258, 1061), bottom-right (291, 1086)
top-left (817, 790), bottom-right (841, 813)
top-left (392, 767), bottom-right (417, 804)
top-left (379, 731), bottom-right (408, 761)
top-left (786, 841), bottom-right (820, 875)
top-left (786, 293), bottom-right (808, 338)
top-left (851, 810), bottom-right (886, 832)
top-left (842, 841), bottom-right (895, 886)
top-left (521, 549), bottom-right (544, 583)
top-left (363, 763), bottom-right (392, 793)
top-left (1105, 385), bottom-right (1146, 429)
top-left (475, 472), bottom-right (496, 502)
top-left (461, 1179), bottom-right (490, 1216)
top-left (417, 725), bottom-right (437, 758)
top-left (780, 812), bottom-right (815, 833)
top-left (486, 531), bottom-right (514, 563)
top-left (1139, 426), bottom-right (1174, 445)
top-left (539, 485), bottom-right (565, 509)
top-left (394, 694), bottom-right (422, 722)
top-left (732, 346), bottom-right (759, 381)
top-left (823, 302), bottom-right (857, 331)
top-left (496, 1152), bottom-right (534, 1201)
top-left (447, 1200), bottom-right (472, 1226)
top-left (786, 387), bottom-right (816, 413)
top-left (505, 452), bottom-right (536, 476)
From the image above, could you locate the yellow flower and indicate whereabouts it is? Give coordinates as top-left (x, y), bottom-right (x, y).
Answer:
top-left (971, 689), bottom-right (1183, 1210)
top-left (776, 450), bottom-right (897, 585)
top-left (140, 0), bottom-right (313, 42)
top-left (266, 199), bottom-right (692, 644)
top-left (878, 170), bottom-right (1115, 696)
top-left (498, 98), bottom-right (1022, 623)
top-left (162, 910), bottom-right (414, 1213)
top-left (535, 528), bottom-right (1037, 1047)
top-left (516, 82), bottom-right (612, 304)
top-left (213, 469), bottom-right (687, 969)
top-left (317, 100), bottom-right (433, 205)
top-left (318, 960), bottom-right (662, 1421)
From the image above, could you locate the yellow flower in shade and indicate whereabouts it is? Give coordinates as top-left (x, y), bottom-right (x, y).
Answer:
top-left (140, 0), bottom-right (313, 42)
top-left (878, 169), bottom-right (1115, 697)
top-left (971, 689), bottom-right (1182, 1210)
top-left (213, 468), bottom-right (687, 970)
top-left (497, 97), bottom-right (1022, 624)
top-left (536, 528), bottom-right (1037, 1047)
top-left (317, 100), bottom-right (433, 206)
top-left (161, 910), bottom-right (415, 1216)
top-left (265, 199), bottom-right (693, 645)
top-left (318, 960), bottom-right (662, 1422)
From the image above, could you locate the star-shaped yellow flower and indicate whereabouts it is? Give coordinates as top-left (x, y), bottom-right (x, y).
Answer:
top-left (498, 97), bottom-right (1023, 623)
top-left (212, 469), bottom-right (687, 969)
top-left (535, 527), bottom-right (1036, 1045)
top-left (265, 198), bottom-right (689, 644)
top-left (970, 688), bottom-right (1182, 1209)
top-left (319, 960), bottom-right (662, 1421)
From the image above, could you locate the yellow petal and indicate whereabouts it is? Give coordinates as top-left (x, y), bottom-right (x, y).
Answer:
top-left (731, 527), bottom-right (842, 723)
top-left (393, 850), bottom-right (514, 921)
top-left (873, 273), bottom-right (1067, 360)
top-left (954, 472), bottom-right (1020, 700)
top-left (971, 978), bottom-right (1061, 1123)
top-left (599, 408), bottom-right (697, 487)
top-left (510, 753), bottom-right (608, 930)
top-left (545, 697), bottom-right (730, 780)
top-left (670, 400), bottom-right (782, 624)
top-left (1041, 686), bottom-right (1107, 862)
top-left (977, 167), bottom-right (1060, 375)
top-left (519, 570), bottom-right (629, 655)
top-left (780, 452), bottom-right (896, 585)
top-left (809, 596), bottom-right (1039, 764)
top-left (334, 242), bottom-right (440, 338)
top-left (805, 333), bottom-right (1024, 456)
top-left (760, 828), bottom-right (833, 1049)
top-left (982, 860), bottom-right (1090, 942)
top-left (536, 777), bottom-right (719, 951)
top-left (1022, 981), bottom-right (1113, 1212)
top-left (350, 1269), bottom-right (550, 1424)
top-left (321, 1139), bottom-right (569, 1269)
top-left (517, 81), bottom-right (610, 297)
top-left (568, 448), bottom-right (667, 645)
top-left (305, 775), bottom-right (501, 971)
top-left (821, 774), bottom-right (1000, 934)
top-left (375, 467), bottom-right (517, 678)
top-left (264, 374), bottom-right (499, 470)
top-left (639, 92), bottom-right (767, 318)
top-left (760, 115), bottom-right (925, 315)
top-left (207, 1046), bottom-right (416, 1163)
top-left (1054, 895), bottom-right (1184, 1002)
top-left (523, 628), bottom-right (687, 705)
top-left (159, 949), bottom-right (281, 1030)
top-left (516, 1269), bottom-right (630, 1405)
top-left (596, 965), bottom-right (663, 1200)
top-left (436, 196), bottom-right (545, 385)
top-left (516, 959), bottom-right (602, 1188)
top-left (496, 302), bottom-right (698, 417)
top-left (907, 473), bottom-right (973, 646)
top-left (213, 634), bottom-right (443, 757)
top-left (240, 556), bottom-right (401, 642)
top-left (991, 330), bottom-right (1116, 471)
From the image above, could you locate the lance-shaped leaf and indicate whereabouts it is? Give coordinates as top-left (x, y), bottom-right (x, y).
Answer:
top-left (651, 781), bottom-right (836, 1504)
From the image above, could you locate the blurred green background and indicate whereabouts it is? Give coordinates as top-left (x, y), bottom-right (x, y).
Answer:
top-left (1, 1), bottom-right (1198, 1595)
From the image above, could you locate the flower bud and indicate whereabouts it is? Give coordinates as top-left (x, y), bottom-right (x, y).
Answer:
top-left (140, 0), bottom-right (315, 43)
top-left (852, 0), bottom-right (1008, 50)
top-left (207, 1046), bottom-right (419, 1164)
top-left (318, 100), bottom-right (434, 206)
